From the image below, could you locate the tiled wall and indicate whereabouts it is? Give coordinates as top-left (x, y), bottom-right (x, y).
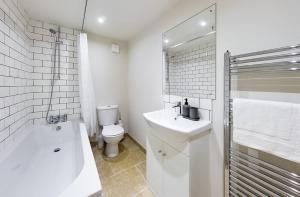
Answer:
top-left (0, 0), bottom-right (33, 142)
top-left (164, 40), bottom-right (216, 99)
top-left (163, 40), bottom-right (216, 121)
top-left (0, 0), bottom-right (80, 144)
top-left (163, 95), bottom-right (213, 121)
top-left (29, 20), bottom-right (80, 124)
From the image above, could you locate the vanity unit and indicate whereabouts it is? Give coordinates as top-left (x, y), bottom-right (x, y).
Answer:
top-left (144, 110), bottom-right (211, 197)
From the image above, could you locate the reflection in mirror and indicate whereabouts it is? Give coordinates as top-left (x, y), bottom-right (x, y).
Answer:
top-left (163, 5), bottom-right (216, 107)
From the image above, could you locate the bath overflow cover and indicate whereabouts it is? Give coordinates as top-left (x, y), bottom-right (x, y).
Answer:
top-left (54, 148), bottom-right (61, 152)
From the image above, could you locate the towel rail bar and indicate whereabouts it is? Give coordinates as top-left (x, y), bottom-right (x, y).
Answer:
top-left (231, 150), bottom-right (300, 181)
top-left (231, 68), bottom-right (300, 74)
top-left (230, 158), bottom-right (300, 195)
top-left (230, 165), bottom-right (293, 196)
top-left (231, 153), bottom-right (300, 187)
top-left (229, 190), bottom-right (239, 197)
top-left (231, 52), bottom-right (300, 65)
top-left (229, 184), bottom-right (248, 196)
top-left (230, 169), bottom-right (281, 196)
top-left (231, 44), bottom-right (300, 59)
top-left (230, 175), bottom-right (267, 196)
top-left (230, 60), bottom-right (300, 69)
top-left (224, 44), bottom-right (300, 197)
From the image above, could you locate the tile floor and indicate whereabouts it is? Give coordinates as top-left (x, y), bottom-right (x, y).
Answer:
top-left (91, 136), bottom-right (154, 197)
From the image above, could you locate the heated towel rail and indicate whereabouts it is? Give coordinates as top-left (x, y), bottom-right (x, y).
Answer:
top-left (224, 44), bottom-right (300, 197)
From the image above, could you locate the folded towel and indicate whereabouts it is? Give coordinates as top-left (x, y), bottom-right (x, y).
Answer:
top-left (233, 98), bottom-right (294, 140)
top-left (233, 98), bottom-right (300, 163)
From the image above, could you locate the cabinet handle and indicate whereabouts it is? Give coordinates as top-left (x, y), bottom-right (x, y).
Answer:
top-left (158, 150), bottom-right (162, 153)
top-left (162, 153), bottom-right (167, 156)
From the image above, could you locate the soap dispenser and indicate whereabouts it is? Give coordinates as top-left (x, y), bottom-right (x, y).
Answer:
top-left (182, 98), bottom-right (190, 118)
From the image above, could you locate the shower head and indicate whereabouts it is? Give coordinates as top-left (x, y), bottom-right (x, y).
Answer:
top-left (49, 29), bottom-right (56, 35)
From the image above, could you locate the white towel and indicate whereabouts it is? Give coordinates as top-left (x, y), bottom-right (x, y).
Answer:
top-left (233, 98), bottom-right (294, 140)
top-left (233, 98), bottom-right (300, 163)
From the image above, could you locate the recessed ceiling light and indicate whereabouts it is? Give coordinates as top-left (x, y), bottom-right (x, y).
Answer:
top-left (164, 39), bottom-right (169, 44)
top-left (200, 21), bottom-right (207, 27)
top-left (98, 17), bottom-right (106, 24)
top-left (290, 67), bottom-right (298, 71)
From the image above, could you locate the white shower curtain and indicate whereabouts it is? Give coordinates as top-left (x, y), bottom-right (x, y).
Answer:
top-left (78, 33), bottom-right (98, 136)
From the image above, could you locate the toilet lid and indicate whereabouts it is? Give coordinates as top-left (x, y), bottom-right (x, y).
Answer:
top-left (102, 125), bottom-right (124, 137)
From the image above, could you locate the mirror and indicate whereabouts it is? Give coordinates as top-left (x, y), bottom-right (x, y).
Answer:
top-left (163, 4), bottom-right (216, 103)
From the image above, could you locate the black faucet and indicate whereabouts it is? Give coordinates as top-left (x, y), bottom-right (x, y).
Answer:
top-left (172, 101), bottom-right (181, 115)
top-left (47, 114), bottom-right (67, 124)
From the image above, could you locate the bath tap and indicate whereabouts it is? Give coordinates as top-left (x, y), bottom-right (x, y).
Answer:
top-left (60, 114), bottom-right (67, 122)
top-left (47, 114), bottom-right (67, 124)
top-left (48, 115), bottom-right (60, 124)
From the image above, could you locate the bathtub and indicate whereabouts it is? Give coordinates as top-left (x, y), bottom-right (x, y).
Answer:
top-left (0, 121), bottom-right (102, 197)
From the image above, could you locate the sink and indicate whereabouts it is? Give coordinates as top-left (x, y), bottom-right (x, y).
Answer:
top-left (143, 109), bottom-right (211, 141)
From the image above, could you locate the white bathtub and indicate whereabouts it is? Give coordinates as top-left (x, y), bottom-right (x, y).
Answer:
top-left (0, 121), bottom-right (102, 197)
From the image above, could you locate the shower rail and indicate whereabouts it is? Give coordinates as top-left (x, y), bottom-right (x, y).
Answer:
top-left (224, 44), bottom-right (300, 197)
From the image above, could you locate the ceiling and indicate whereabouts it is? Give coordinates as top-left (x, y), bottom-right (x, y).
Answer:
top-left (19, 0), bottom-right (181, 41)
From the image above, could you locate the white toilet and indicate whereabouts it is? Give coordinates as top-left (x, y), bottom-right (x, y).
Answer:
top-left (97, 105), bottom-right (124, 157)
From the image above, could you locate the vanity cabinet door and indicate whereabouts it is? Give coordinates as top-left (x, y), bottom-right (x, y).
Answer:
top-left (162, 143), bottom-right (190, 197)
top-left (146, 134), bottom-right (164, 197)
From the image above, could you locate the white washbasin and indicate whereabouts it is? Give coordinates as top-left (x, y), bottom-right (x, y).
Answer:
top-left (143, 109), bottom-right (211, 141)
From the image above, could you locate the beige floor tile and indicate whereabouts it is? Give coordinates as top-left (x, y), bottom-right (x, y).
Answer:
top-left (135, 161), bottom-right (146, 180)
top-left (102, 167), bottom-right (147, 197)
top-left (91, 136), bottom-right (154, 197)
top-left (133, 187), bottom-right (155, 197)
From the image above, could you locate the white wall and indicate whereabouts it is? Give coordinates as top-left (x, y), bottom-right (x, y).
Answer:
top-left (87, 33), bottom-right (128, 130)
top-left (128, 0), bottom-right (300, 196)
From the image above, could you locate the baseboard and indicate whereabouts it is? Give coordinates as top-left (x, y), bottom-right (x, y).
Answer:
top-left (125, 133), bottom-right (146, 153)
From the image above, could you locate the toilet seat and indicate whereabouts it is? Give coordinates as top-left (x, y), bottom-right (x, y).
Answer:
top-left (102, 125), bottom-right (124, 137)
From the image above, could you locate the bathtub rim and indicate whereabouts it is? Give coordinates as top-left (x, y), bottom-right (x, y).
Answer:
top-left (58, 121), bottom-right (102, 197)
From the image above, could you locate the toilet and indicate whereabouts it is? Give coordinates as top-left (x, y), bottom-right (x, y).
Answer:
top-left (97, 105), bottom-right (124, 157)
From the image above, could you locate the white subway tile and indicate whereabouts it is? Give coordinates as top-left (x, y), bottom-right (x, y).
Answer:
top-left (34, 66), bottom-right (51, 73)
top-left (43, 22), bottom-right (58, 30)
top-left (0, 41), bottom-right (9, 55)
top-left (0, 87), bottom-right (9, 97)
top-left (34, 27), bottom-right (50, 36)
top-left (30, 33), bottom-right (43, 41)
top-left (34, 53), bottom-right (51, 61)
top-left (0, 19), bottom-right (9, 35)
top-left (0, 106), bottom-right (9, 119)
top-left (0, 4), bottom-right (80, 146)
top-left (30, 20), bottom-right (43, 28)
top-left (0, 127), bottom-right (9, 141)
top-left (33, 105), bottom-right (47, 112)
top-left (60, 27), bottom-right (73, 34)
top-left (34, 40), bottom-right (51, 48)
top-left (51, 103), bottom-right (66, 110)
top-left (199, 109), bottom-right (210, 121)
top-left (68, 113), bottom-right (80, 120)
top-left (199, 98), bottom-right (212, 110)
top-left (66, 34), bottom-right (76, 40)
top-left (0, 64), bottom-right (9, 75)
